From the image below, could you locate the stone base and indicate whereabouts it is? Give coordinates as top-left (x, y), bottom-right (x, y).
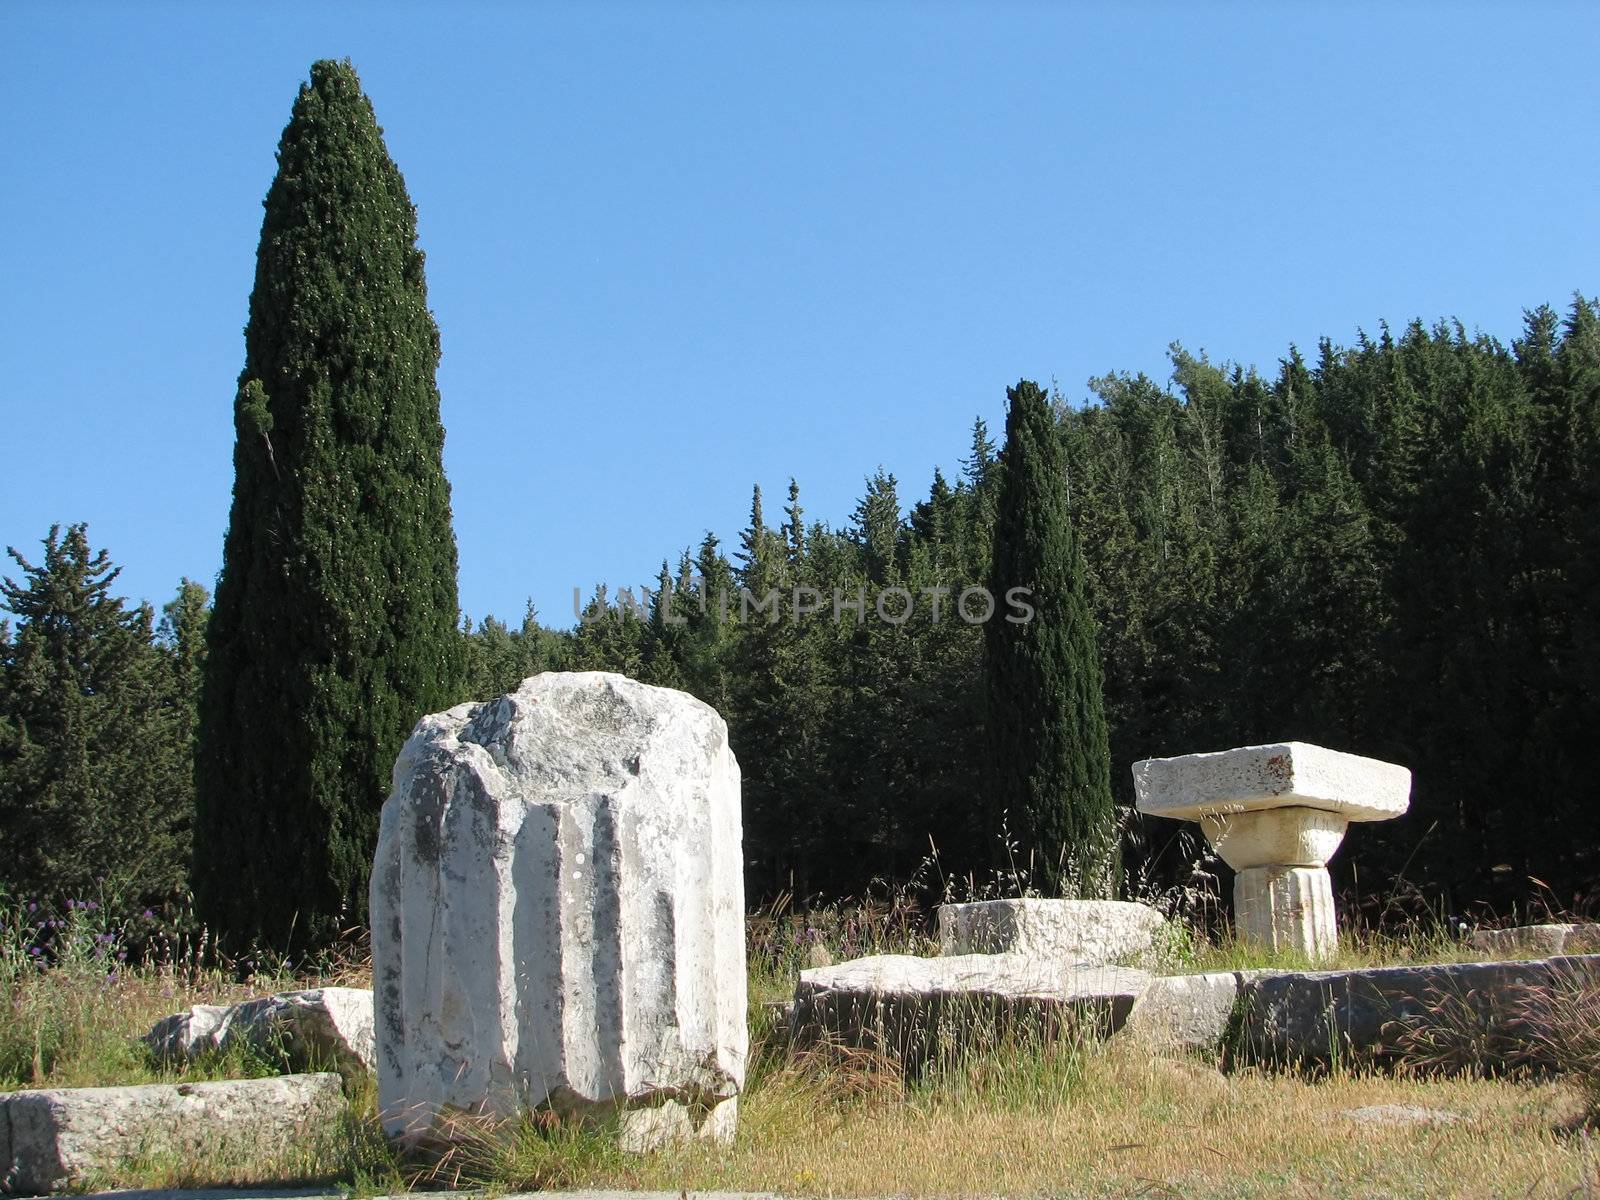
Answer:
top-left (1234, 865), bottom-right (1336, 959)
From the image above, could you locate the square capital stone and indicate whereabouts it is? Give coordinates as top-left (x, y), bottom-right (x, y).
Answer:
top-left (1132, 741), bottom-right (1410, 824)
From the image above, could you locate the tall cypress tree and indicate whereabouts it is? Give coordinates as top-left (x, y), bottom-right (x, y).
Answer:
top-left (985, 380), bottom-right (1117, 897)
top-left (195, 60), bottom-right (463, 950)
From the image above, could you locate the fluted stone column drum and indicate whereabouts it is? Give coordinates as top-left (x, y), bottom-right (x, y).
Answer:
top-left (371, 672), bottom-right (746, 1152)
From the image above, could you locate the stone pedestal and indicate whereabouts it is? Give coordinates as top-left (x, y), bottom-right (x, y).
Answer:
top-left (1132, 742), bottom-right (1410, 960)
top-left (371, 672), bottom-right (746, 1153)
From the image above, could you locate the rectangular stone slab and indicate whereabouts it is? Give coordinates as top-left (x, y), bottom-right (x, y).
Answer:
top-left (1, 1072), bottom-right (344, 1194)
top-left (792, 954), bottom-right (1149, 1070)
top-left (1233, 955), bottom-right (1600, 1070)
top-left (1133, 741), bottom-right (1410, 823)
top-left (938, 899), bottom-right (1165, 966)
top-left (1470, 924), bottom-right (1600, 958)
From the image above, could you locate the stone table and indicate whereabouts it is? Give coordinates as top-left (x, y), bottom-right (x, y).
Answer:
top-left (1132, 742), bottom-right (1410, 958)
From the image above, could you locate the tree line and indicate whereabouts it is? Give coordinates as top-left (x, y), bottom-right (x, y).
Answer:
top-left (7, 300), bottom-right (1597, 933)
top-left (549, 301), bottom-right (1600, 921)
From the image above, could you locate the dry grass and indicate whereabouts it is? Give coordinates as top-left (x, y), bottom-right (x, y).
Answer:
top-left (1529, 969), bottom-right (1600, 1118)
top-left (8, 896), bottom-right (1600, 1197)
top-left (443, 1038), bottom-right (1600, 1199)
top-left (400, 998), bottom-right (1600, 1199)
top-left (71, 1102), bottom-right (384, 1195)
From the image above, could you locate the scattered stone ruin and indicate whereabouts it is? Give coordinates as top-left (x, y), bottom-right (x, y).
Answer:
top-left (1133, 742), bottom-right (1411, 959)
top-left (13, 704), bottom-right (1600, 1194)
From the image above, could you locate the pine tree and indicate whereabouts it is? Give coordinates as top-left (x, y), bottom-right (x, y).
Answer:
top-left (640, 561), bottom-right (687, 691)
top-left (0, 526), bottom-right (190, 906)
top-left (159, 580), bottom-right (210, 723)
top-left (851, 469), bottom-right (902, 585)
top-left (570, 585), bottom-right (647, 676)
top-left (961, 417), bottom-right (997, 490)
top-left (462, 601), bottom-right (560, 701)
top-left (677, 535), bottom-right (737, 719)
top-left (730, 484), bottom-right (791, 891)
top-left (194, 60), bottom-right (464, 950)
top-left (154, 578), bottom-right (210, 875)
top-left (984, 380), bottom-right (1117, 897)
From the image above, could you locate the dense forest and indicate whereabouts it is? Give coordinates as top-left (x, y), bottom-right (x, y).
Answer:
top-left (539, 300), bottom-right (1600, 924)
top-left (3, 298), bottom-right (1598, 932)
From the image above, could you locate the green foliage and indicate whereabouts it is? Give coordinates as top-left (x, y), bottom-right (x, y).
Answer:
top-left (1079, 306), bottom-right (1600, 917)
top-left (460, 600), bottom-right (567, 700)
top-left (569, 584), bottom-right (646, 676)
top-left (984, 380), bottom-right (1117, 897)
top-left (194, 59), bottom-right (464, 951)
top-left (0, 526), bottom-right (193, 907)
top-left (566, 295), bottom-right (1600, 918)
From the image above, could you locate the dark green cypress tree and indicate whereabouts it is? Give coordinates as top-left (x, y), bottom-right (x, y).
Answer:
top-left (194, 60), bottom-right (463, 950)
top-left (985, 380), bottom-right (1117, 897)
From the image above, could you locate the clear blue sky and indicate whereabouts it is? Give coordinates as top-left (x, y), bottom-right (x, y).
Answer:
top-left (4, 3), bottom-right (1597, 628)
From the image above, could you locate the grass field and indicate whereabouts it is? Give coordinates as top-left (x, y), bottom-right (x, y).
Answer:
top-left (4, 895), bottom-right (1599, 1198)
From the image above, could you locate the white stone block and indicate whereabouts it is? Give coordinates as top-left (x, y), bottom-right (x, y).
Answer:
top-left (144, 986), bottom-right (375, 1075)
top-left (1122, 971), bottom-right (1241, 1053)
top-left (371, 672), bottom-right (746, 1153)
top-left (937, 899), bottom-right (1165, 966)
top-left (0, 1073), bottom-right (343, 1194)
top-left (1133, 741), bottom-right (1410, 824)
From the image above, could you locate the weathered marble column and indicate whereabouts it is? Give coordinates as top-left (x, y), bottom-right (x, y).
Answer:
top-left (1132, 742), bottom-right (1409, 959)
top-left (371, 672), bottom-right (746, 1152)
